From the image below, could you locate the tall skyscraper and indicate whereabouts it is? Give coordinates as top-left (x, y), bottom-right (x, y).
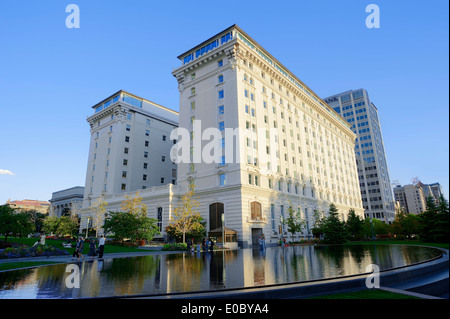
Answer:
top-left (82, 90), bottom-right (178, 209)
top-left (323, 89), bottom-right (395, 223)
top-left (173, 25), bottom-right (364, 247)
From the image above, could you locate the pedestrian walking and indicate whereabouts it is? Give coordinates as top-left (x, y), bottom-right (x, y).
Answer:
top-left (262, 233), bottom-right (266, 250)
top-left (98, 235), bottom-right (106, 259)
top-left (76, 237), bottom-right (85, 261)
top-left (88, 238), bottom-right (97, 260)
top-left (72, 238), bottom-right (80, 261)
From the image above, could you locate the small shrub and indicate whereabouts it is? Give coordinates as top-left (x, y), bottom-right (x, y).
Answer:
top-left (162, 243), bottom-right (187, 251)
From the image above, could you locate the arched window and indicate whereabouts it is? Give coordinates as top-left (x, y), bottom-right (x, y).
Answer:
top-left (209, 202), bottom-right (224, 230)
top-left (250, 201), bottom-right (262, 220)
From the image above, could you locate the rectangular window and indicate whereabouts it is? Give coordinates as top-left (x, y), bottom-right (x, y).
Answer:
top-left (145, 130), bottom-right (150, 136)
top-left (157, 207), bottom-right (163, 232)
top-left (124, 147), bottom-right (129, 154)
top-left (122, 171), bottom-right (127, 178)
top-left (144, 151), bottom-right (148, 158)
top-left (220, 174), bottom-right (226, 186)
top-left (143, 174), bottom-right (147, 181)
top-left (271, 204), bottom-right (275, 232)
top-left (218, 60), bottom-right (223, 67)
top-left (218, 105), bottom-right (224, 114)
top-left (218, 90), bottom-right (224, 99)
top-left (219, 121), bottom-right (225, 131)
top-left (218, 75), bottom-right (224, 83)
top-left (161, 178), bottom-right (165, 184)
top-left (121, 183), bottom-right (126, 190)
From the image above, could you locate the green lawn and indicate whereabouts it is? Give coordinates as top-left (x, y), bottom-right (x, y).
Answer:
top-left (0, 236), bottom-right (149, 256)
top-left (309, 289), bottom-right (421, 299)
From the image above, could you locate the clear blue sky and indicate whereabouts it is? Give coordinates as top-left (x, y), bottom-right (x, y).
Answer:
top-left (0, 0), bottom-right (448, 203)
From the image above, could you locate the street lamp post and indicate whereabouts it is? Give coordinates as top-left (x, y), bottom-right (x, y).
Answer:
top-left (85, 216), bottom-right (90, 239)
top-left (221, 213), bottom-right (225, 249)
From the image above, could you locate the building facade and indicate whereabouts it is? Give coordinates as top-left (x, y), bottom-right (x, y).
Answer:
top-left (49, 186), bottom-right (84, 217)
top-left (172, 25), bottom-right (364, 247)
top-left (82, 90), bottom-right (179, 209)
top-left (393, 184), bottom-right (427, 215)
top-left (323, 89), bottom-right (395, 223)
top-left (417, 181), bottom-right (445, 205)
top-left (6, 199), bottom-right (50, 214)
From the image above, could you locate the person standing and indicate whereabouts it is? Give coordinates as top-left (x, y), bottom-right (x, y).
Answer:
top-left (202, 238), bottom-right (207, 252)
top-left (40, 233), bottom-right (46, 246)
top-left (98, 235), bottom-right (106, 259)
top-left (209, 238), bottom-right (214, 252)
top-left (72, 238), bottom-right (80, 261)
top-left (88, 238), bottom-right (97, 260)
top-left (76, 237), bottom-right (85, 261)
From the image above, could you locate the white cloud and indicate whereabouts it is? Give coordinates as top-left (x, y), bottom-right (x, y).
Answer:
top-left (0, 169), bottom-right (14, 175)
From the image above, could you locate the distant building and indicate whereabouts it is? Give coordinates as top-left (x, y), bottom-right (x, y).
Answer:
top-left (6, 199), bottom-right (50, 214)
top-left (82, 90), bottom-right (179, 209)
top-left (49, 186), bottom-right (85, 217)
top-left (323, 89), bottom-right (395, 223)
top-left (393, 184), bottom-right (427, 215)
top-left (416, 181), bottom-right (445, 205)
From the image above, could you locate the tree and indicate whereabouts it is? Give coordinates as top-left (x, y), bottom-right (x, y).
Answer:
top-left (392, 208), bottom-right (419, 239)
top-left (26, 210), bottom-right (46, 233)
top-left (345, 209), bottom-right (365, 241)
top-left (57, 216), bottom-right (79, 237)
top-left (13, 212), bottom-right (35, 237)
top-left (121, 191), bottom-right (147, 217)
top-left (311, 209), bottom-right (325, 239)
top-left (0, 205), bottom-right (35, 241)
top-left (285, 206), bottom-right (305, 240)
top-left (91, 196), bottom-right (108, 237)
top-left (103, 211), bottom-right (160, 243)
top-left (168, 186), bottom-right (203, 243)
top-left (103, 192), bottom-right (160, 243)
top-left (321, 203), bottom-right (348, 244)
top-left (42, 216), bottom-right (60, 235)
top-left (166, 215), bottom-right (206, 243)
top-left (418, 195), bottom-right (449, 242)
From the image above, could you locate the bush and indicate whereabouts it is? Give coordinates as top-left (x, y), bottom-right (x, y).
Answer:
top-left (0, 242), bottom-right (12, 249)
top-left (0, 244), bottom-right (69, 259)
top-left (162, 243), bottom-right (187, 251)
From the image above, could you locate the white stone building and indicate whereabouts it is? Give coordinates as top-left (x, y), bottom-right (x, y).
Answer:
top-left (49, 186), bottom-right (84, 217)
top-left (80, 26), bottom-right (364, 248)
top-left (171, 25), bottom-right (364, 247)
top-left (82, 90), bottom-right (178, 209)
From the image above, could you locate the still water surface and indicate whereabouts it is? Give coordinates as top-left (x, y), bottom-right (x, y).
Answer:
top-left (0, 244), bottom-right (441, 298)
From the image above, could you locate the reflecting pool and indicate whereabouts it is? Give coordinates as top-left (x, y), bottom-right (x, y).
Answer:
top-left (0, 244), bottom-right (442, 299)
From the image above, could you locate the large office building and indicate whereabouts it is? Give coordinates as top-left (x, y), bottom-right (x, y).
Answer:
top-left (79, 26), bottom-right (364, 247)
top-left (323, 89), bottom-right (395, 223)
top-left (172, 25), bottom-right (364, 247)
top-left (82, 90), bottom-right (179, 209)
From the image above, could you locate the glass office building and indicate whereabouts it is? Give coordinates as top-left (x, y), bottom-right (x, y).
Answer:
top-left (323, 89), bottom-right (395, 223)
